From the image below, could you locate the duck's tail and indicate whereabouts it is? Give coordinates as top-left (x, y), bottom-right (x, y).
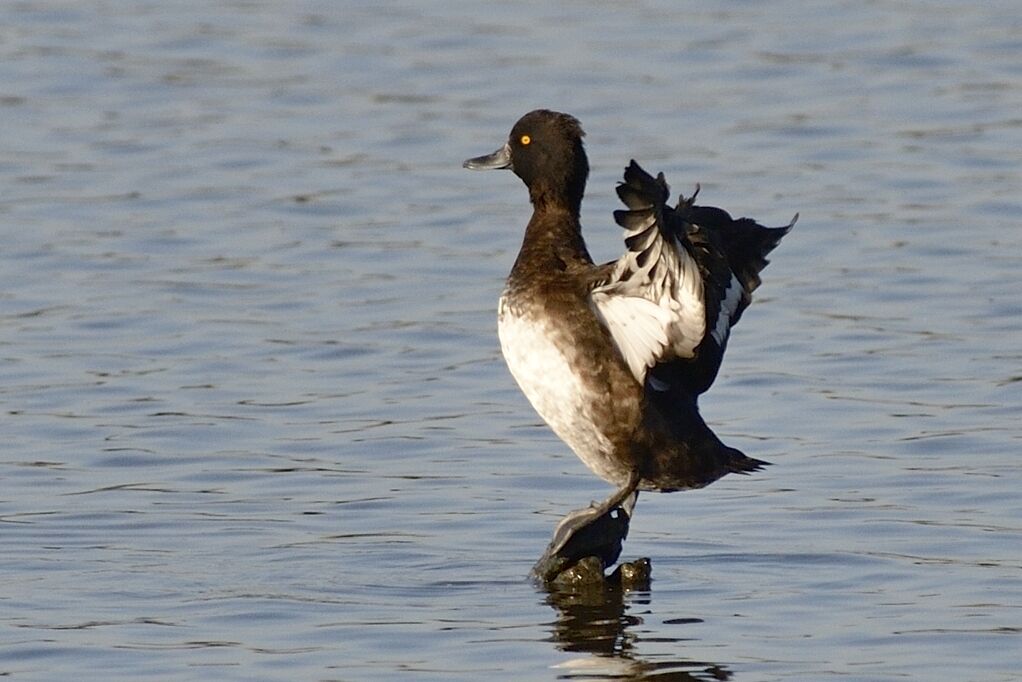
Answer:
top-left (725, 445), bottom-right (771, 474)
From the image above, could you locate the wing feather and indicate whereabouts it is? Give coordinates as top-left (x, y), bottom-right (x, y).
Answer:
top-left (591, 162), bottom-right (705, 385)
top-left (591, 161), bottom-right (793, 391)
top-left (590, 291), bottom-right (672, 382)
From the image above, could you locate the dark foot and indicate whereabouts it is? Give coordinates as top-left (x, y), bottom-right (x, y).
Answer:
top-left (531, 488), bottom-right (638, 584)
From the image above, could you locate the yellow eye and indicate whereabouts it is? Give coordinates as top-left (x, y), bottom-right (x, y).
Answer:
top-left (520, 135), bottom-right (531, 146)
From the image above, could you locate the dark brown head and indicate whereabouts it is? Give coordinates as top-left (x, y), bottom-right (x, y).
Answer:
top-left (464, 110), bottom-right (589, 211)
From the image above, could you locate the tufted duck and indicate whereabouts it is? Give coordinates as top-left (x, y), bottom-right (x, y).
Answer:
top-left (465, 110), bottom-right (795, 582)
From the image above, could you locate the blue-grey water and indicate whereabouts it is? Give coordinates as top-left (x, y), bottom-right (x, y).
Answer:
top-left (2, 2), bottom-right (1020, 680)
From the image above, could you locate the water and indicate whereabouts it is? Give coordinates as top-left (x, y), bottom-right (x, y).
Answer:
top-left (1, 1), bottom-right (1020, 680)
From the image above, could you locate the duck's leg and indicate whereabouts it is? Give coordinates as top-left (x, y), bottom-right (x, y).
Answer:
top-left (531, 471), bottom-right (641, 583)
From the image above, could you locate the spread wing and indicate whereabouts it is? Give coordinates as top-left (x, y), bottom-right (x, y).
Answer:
top-left (589, 163), bottom-right (705, 384)
top-left (590, 161), bottom-right (795, 394)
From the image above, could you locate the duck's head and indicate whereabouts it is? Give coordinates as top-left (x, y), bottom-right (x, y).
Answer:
top-left (464, 109), bottom-right (589, 211)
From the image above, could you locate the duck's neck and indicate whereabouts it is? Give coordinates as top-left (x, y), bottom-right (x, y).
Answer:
top-left (527, 176), bottom-right (585, 216)
top-left (510, 203), bottom-right (593, 280)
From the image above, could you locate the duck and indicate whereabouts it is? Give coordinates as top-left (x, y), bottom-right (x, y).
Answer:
top-left (464, 110), bottom-right (795, 583)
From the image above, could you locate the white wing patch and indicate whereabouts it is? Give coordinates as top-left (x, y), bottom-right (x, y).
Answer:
top-left (712, 273), bottom-right (743, 345)
top-left (665, 239), bottom-right (706, 354)
top-left (591, 241), bottom-right (706, 385)
top-left (591, 292), bottom-right (672, 382)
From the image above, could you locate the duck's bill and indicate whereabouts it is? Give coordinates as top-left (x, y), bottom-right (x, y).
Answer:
top-left (463, 143), bottom-right (512, 170)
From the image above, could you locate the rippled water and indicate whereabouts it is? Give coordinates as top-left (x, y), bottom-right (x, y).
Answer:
top-left (2, 1), bottom-right (1020, 680)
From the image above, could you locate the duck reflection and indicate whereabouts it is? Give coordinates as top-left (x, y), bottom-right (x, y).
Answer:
top-left (543, 576), bottom-right (731, 681)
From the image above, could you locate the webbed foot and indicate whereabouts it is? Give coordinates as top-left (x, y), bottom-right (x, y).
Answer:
top-left (531, 474), bottom-right (641, 584)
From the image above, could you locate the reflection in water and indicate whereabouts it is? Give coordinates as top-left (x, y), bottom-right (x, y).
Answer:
top-left (544, 583), bottom-right (731, 681)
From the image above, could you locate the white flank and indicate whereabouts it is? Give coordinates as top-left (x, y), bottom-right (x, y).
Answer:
top-left (497, 298), bottom-right (625, 484)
